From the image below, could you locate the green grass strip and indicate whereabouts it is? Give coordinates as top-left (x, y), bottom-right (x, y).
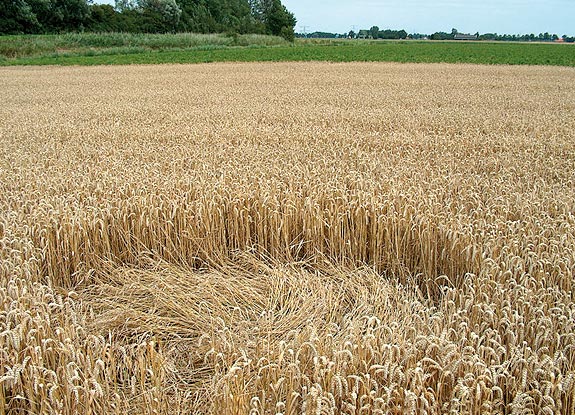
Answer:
top-left (1, 40), bottom-right (574, 67)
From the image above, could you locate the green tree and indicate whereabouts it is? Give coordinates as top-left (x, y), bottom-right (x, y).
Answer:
top-left (1, 0), bottom-right (296, 35)
top-left (369, 25), bottom-right (379, 39)
top-left (251, 0), bottom-right (295, 40)
top-left (138, 0), bottom-right (182, 32)
top-left (176, 0), bottom-right (257, 34)
top-left (0, 0), bottom-right (90, 33)
top-left (40, 0), bottom-right (91, 31)
top-left (86, 4), bottom-right (120, 32)
top-left (266, 0), bottom-right (295, 40)
top-left (0, 0), bottom-right (40, 33)
top-left (115, 0), bottom-right (138, 12)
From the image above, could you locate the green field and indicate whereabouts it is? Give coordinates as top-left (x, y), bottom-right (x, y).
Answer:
top-left (1, 33), bottom-right (574, 66)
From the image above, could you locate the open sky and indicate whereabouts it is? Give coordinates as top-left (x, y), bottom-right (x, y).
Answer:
top-left (282, 0), bottom-right (575, 36)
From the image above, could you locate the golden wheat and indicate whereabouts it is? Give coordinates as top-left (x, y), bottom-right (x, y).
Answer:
top-left (1, 62), bottom-right (574, 414)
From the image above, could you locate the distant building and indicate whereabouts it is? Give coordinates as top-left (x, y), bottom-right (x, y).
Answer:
top-left (454, 33), bottom-right (478, 40)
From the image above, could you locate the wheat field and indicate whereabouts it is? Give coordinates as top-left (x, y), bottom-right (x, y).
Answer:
top-left (1, 62), bottom-right (574, 414)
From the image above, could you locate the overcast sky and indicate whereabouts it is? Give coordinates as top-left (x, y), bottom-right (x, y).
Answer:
top-left (283, 0), bottom-right (575, 36)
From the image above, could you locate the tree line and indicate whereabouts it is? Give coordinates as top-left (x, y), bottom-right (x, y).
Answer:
top-left (427, 28), bottom-right (573, 42)
top-left (298, 26), bottom-right (574, 43)
top-left (0, 0), bottom-right (297, 40)
top-left (477, 32), bottom-right (574, 43)
top-left (296, 28), bottom-right (408, 40)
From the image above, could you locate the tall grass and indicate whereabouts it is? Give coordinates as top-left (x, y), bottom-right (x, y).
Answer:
top-left (0, 32), bottom-right (289, 59)
top-left (1, 62), bottom-right (575, 414)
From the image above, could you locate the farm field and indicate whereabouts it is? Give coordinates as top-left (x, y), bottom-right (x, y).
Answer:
top-left (1, 34), bottom-right (574, 66)
top-left (1, 62), bottom-right (575, 414)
